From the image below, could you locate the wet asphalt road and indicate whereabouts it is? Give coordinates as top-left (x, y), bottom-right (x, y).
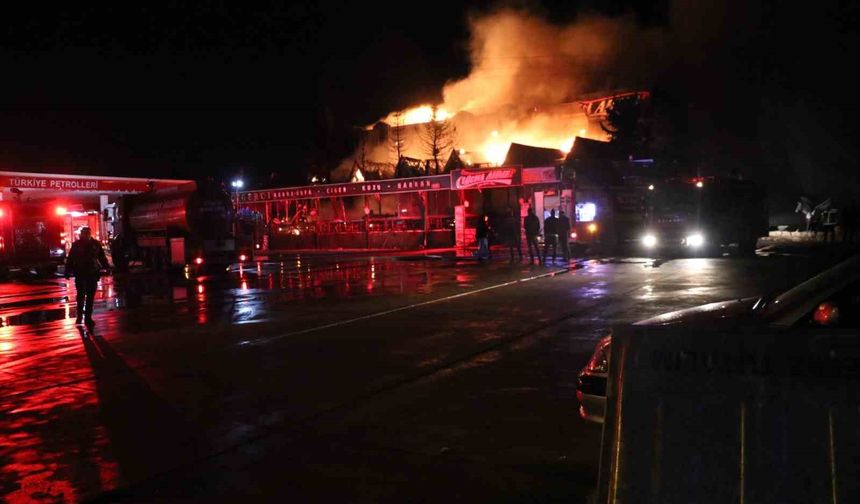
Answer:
top-left (0, 250), bottom-right (838, 502)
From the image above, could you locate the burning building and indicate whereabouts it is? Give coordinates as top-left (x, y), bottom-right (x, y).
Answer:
top-left (337, 89), bottom-right (648, 182)
top-left (238, 87), bottom-right (650, 253)
top-left (236, 9), bottom-right (662, 253)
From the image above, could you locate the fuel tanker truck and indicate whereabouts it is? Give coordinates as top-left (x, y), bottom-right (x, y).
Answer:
top-left (110, 182), bottom-right (245, 273)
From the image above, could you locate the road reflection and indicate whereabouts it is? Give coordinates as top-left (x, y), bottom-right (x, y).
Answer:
top-left (0, 323), bottom-right (204, 501)
top-left (0, 257), bottom-right (456, 330)
top-left (0, 372), bottom-right (118, 503)
top-left (0, 255), bottom-right (536, 499)
top-left (0, 254), bottom-right (824, 501)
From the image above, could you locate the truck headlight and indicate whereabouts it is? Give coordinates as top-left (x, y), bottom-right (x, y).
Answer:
top-left (642, 233), bottom-right (658, 248)
top-left (685, 233), bottom-right (704, 247)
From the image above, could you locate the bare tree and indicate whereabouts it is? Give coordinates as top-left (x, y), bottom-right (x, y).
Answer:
top-left (421, 106), bottom-right (456, 175)
top-left (389, 111), bottom-right (408, 166)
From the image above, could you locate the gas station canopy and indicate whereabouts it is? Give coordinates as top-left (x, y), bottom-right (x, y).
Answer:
top-left (0, 171), bottom-right (194, 201)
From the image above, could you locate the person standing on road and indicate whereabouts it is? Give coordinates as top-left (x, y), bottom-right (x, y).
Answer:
top-left (475, 213), bottom-right (491, 260)
top-left (504, 207), bottom-right (523, 261)
top-left (543, 209), bottom-right (559, 262)
top-left (524, 207), bottom-right (542, 263)
top-left (65, 227), bottom-right (110, 325)
top-left (557, 209), bottom-right (572, 261)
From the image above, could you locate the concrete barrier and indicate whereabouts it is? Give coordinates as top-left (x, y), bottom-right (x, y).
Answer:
top-left (597, 325), bottom-right (860, 503)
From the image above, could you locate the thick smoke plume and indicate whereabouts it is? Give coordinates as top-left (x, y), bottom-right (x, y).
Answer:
top-left (441, 9), bottom-right (661, 114)
top-left (336, 8), bottom-right (667, 179)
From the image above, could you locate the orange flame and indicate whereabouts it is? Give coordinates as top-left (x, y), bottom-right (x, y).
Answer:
top-left (381, 105), bottom-right (451, 127)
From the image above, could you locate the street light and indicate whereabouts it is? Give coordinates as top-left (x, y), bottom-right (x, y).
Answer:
top-left (230, 179), bottom-right (244, 207)
top-left (230, 179), bottom-right (244, 221)
top-left (229, 179), bottom-right (244, 242)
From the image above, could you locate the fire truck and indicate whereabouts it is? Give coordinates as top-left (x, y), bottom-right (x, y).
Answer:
top-left (1, 199), bottom-right (63, 276)
top-left (570, 176), bottom-right (768, 256)
top-left (638, 177), bottom-right (768, 256)
top-left (109, 182), bottom-right (245, 273)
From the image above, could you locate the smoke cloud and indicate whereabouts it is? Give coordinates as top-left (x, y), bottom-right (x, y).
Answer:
top-left (441, 9), bottom-right (663, 114)
top-left (336, 7), bottom-right (670, 179)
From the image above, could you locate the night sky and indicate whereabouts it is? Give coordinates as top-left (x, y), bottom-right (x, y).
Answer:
top-left (1, 1), bottom-right (858, 200)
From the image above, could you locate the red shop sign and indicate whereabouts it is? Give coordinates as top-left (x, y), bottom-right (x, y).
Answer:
top-left (452, 167), bottom-right (521, 190)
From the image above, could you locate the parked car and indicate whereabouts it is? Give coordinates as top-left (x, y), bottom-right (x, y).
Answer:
top-left (576, 254), bottom-right (860, 423)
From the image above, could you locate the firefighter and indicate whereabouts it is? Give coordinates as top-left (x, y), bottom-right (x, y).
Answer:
top-left (524, 207), bottom-right (542, 263)
top-left (65, 227), bottom-right (110, 325)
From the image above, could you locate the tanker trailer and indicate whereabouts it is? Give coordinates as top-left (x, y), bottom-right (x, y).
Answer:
top-left (111, 183), bottom-right (238, 273)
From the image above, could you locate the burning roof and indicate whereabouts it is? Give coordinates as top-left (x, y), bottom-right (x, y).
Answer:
top-left (565, 137), bottom-right (619, 162)
top-left (503, 143), bottom-right (565, 168)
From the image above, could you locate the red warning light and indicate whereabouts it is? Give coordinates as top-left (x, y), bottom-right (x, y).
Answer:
top-left (194, 257), bottom-right (204, 265)
top-left (239, 254), bottom-right (247, 262)
top-left (814, 302), bottom-right (839, 325)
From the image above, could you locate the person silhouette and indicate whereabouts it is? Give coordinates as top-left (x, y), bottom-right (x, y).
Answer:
top-left (65, 227), bottom-right (109, 325)
top-left (543, 209), bottom-right (559, 262)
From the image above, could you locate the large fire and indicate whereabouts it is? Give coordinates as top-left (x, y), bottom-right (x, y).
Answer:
top-left (371, 102), bottom-right (597, 168)
top-left (335, 8), bottom-right (655, 178)
top-left (382, 105), bottom-right (451, 127)
top-left (483, 131), bottom-right (508, 166)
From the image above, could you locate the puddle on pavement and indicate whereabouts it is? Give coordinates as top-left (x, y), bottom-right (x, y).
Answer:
top-left (0, 257), bottom-right (494, 328)
top-left (1, 307), bottom-right (72, 327)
